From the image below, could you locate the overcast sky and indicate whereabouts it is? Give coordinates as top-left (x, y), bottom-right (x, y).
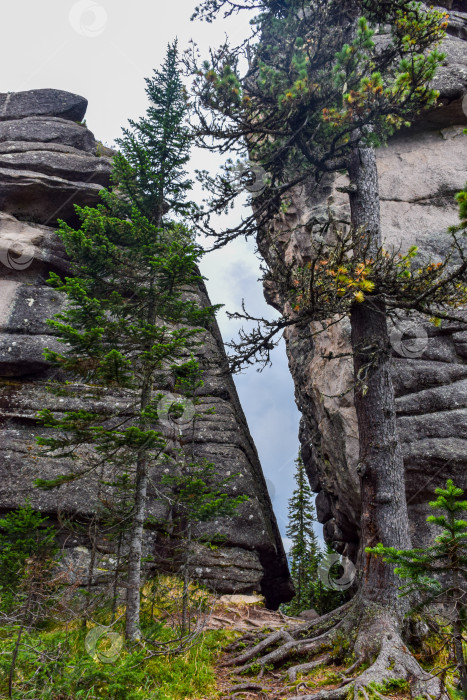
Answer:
top-left (1, 0), bottom-right (308, 550)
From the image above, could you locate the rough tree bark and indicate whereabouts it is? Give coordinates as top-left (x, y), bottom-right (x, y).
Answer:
top-left (348, 136), bottom-right (412, 609)
top-left (125, 379), bottom-right (151, 641)
top-left (125, 255), bottom-right (160, 641)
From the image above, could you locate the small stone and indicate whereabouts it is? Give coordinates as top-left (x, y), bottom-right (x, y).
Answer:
top-left (298, 609), bottom-right (319, 621)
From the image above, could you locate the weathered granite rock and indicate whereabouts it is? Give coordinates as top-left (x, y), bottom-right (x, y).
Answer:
top-left (0, 147), bottom-right (112, 185)
top-left (0, 100), bottom-right (112, 225)
top-left (0, 90), bottom-right (293, 607)
top-left (0, 167), bottom-right (106, 224)
top-left (257, 10), bottom-right (467, 559)
top-left (0, 89), bottom-right (87, 122)
top-left (0, 117), bottom-right (97, 153)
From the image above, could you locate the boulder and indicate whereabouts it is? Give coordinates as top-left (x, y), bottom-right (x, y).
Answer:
top-left (0, 167), bottom-right (105, 224)
top-left (0, 213), bottom-right (69, 279)
top-left (218, 594), bottom-right (265, 605)
top-left (0, 89), bottom-right (87, 122)
top-left (0, 117), bottom-right (96, 153)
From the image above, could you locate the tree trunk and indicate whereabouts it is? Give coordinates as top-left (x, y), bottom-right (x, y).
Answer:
top-left (348, 137), bottom-right (411, 614)
top-left (125, 267), bottom-right (158, 640)
top-left (181, 521), bottom-right (192, 636)
top-left (125, 449), bottom-right (148, 640)
top-left (452, 616), bottom-right (467, 697)
top-left (111, 530), bottom-right (122, 623)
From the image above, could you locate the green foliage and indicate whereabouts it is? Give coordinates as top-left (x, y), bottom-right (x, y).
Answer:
top-left (160, 459), bottom-right (248, 524)
top-left (189, 1), bottom-right (466, 374)
top-left (314, 544), bottom-right (350, 616)
top-left (281, 455), bottom-right (347, 616)
top-left (192, 0), bottom-right (448, 207)
top-left (0, 618), bottom-right (231, 699)
top-left (33, 43), bottom-right (225, 641)
top-left (286, 207), bottom-right (467, 320)
top-left (367, 480), bottom-right (467, 600)
top-left (368, 480), bottom-right (467, 692)
top-left (34, 44), bottom-right (216, 494)
top-left (328, 629), bottom-right (353, 664)
top-left (0, 502), bottom-right (56, 607)
top-left (368, 678), bottom-right (410, 696)
top-left (114, 40), bottom-right (193, 225)
top-left (453, 183), bottom-right (467, 231)
top-left (282, 453), bottom-right (319, 615)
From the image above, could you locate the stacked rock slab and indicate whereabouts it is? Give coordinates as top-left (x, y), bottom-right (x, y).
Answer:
top-left (257, 6), bottom-right (467, 561)
top-left (0, 89), bottom-right (293, 608)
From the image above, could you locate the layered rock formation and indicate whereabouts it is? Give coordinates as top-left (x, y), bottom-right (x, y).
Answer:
top-left (258, 7), bottom-right (467, 560)
top-left (0, 89), bottom-right (293, 607)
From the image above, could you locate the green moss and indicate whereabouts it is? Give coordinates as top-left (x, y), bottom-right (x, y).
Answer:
top-left (369, 678), bottom-right (410, 695)
top-left (328, 630), bottom-right (353, 664)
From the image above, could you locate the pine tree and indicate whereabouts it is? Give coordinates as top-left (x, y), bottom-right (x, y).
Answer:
top-left (34, 44), bottom-right (217, 641)
top-left (369, 480), bottom-right (467, 696)
top-left (188, 2), bottom-right (466, 694)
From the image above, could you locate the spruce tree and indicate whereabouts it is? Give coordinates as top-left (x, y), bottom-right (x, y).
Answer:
top-left (284, 455), bottom-right (348, 617)
top-left (284, 454), bottom-right (319, 615)
top-left (114, 40), bottom-right (192, 227)
top-left (35, 43), bottom-right (217, 641)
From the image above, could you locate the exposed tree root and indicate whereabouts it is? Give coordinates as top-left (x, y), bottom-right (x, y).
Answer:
top-left (288, 654), bottom-right (331, 682)
top-left (223, 629), bottom-right (293, 667)
top-left (225, 601), bottom-right (352, 670)
top-left (226, 682), bottom-right (265, 695)
top-left (290, 605), bottom-right (449, 700)
top-left (224, 597), bottom-right (450, 700)
top-left (235, 625), bottom-right (341, 674)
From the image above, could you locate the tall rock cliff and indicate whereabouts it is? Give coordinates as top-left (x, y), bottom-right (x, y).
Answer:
top-left (257, 5), bottom-right (467, 561)
top-left (0, 89), bottom-right (293, 608)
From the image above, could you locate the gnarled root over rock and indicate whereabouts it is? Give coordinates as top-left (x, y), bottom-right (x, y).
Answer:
top-left (223, 598), bottom-right (449, 700)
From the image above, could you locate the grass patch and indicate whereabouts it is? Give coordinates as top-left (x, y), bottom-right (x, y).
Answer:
top-left (0, 621), bottom-right (232, 699)
top-left (0, 575), bottom-right (235, 699)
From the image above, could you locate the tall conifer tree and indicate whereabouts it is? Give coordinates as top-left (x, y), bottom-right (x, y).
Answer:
top-left (35, 43), bottom-right (216, 641)
top-left (284, 455), bottom-right (347, 617)
top-left (285, 454), bottom-right (319, 615)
